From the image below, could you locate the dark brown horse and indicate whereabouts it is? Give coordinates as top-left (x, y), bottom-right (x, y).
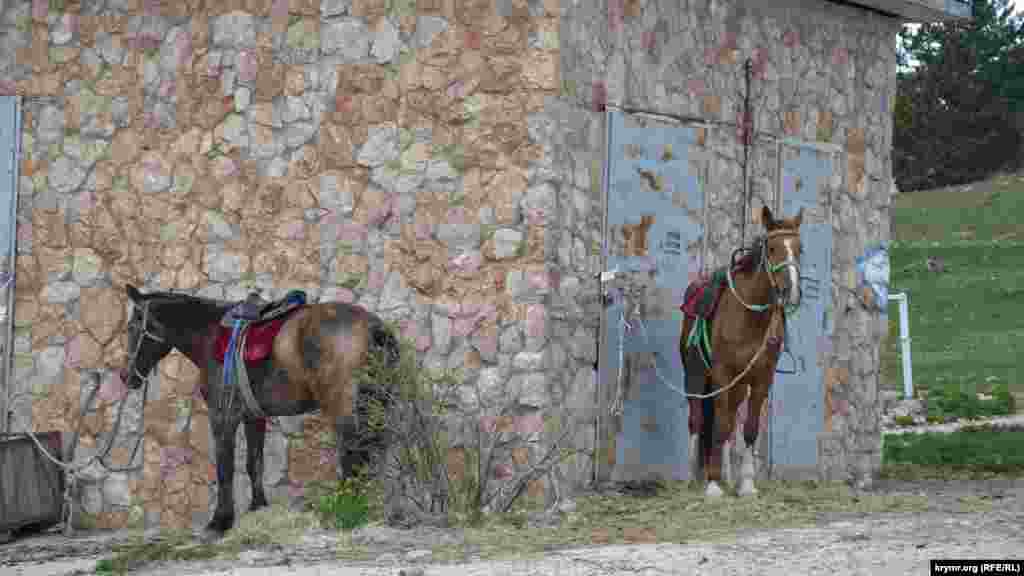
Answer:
top-left (120, 284), bottom-right (400, 534)
top-left (679, 206), bottom-right (803, 498)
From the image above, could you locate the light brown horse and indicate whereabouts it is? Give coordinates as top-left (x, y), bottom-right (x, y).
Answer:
top-left (679, 206), bottom-right (803, 498)
top-left (120, 284), bottom-right (400, 535)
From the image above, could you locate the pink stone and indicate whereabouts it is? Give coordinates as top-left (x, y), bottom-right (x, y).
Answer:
top-left (72, 190), bottom-right (96, 213)
top-left (452, 316), bottom-right (477, 338)
top-left (336, 288), bottom-right (355, 303)
top-left (159, 78), bottom-right (175, 99)
top-left (271, 0), bottom-right (289, 21)
top-left (143, 0), bottom-right (160, 15)
top-left (548, 269), bottom-right (561, 292)
top-left (17, 223), bottom-right (31, 246)
top-left (339, 221), bottom-right (367, 244)
top-left (832, 47), bottom-right (849, 68)
top-left (783, 30), bottom-right (799, 48)
top-left (480, 415), bottom-right (498, 434)
top-left (449, 252), bottom-right (482, 275)
top-left (65, 336), bottom-right (82, 368)
top-left (368, 197), bottom-right (394, 227)
top-left (704, 47), bottom-right (717, 67)
top-left (515, 412), bottom-right (545, 436)
top-left (237, 50), bottom-right (259, 83)
top-left (752, 47), bottom-right (768, 78)
top-left (160, 446), bottom-right (193, 478)
top-left (641, 30), bottom-right (656, 52)
top-left (527, 271), bottom-right (549, 292)
top-left (525, 207), bottom-right (546, 225)
top-left (319, 447), bottom-right (336, 466)
top-left (99, 371), bottom-right (127, 403)
top-left (473, 329), bottom-right (498, 358)
top-left (0, 80), bottom-right (15, 96)
top-left (175, 32), bottom-right (193, 71)
top-left (31, 0), bottom-right (46, 21)
top-left (57, 14), bottom-right (79, 39)
top-left (525, 305), bottom-right (546, 339)
top-left (687, 78), bottom-right (705, 96)
top-left (288, 482), bottom-right (306, 498)
top-left (414, 221), bottom-right (432, 240)
top-left (494, 463), bottom-right (514, 479)
top-left (279, 220), bottom-right (305, 240)
top-left (722, 31), bottom-right (737, 51)
top-left (607, 0), bottom-right (623, 32)
top-left (446, 206), bottom-right (468, 225)
top-left (591, 82), bottom-right (607, 112)
top-left (213, 156), bottom-right (238, 179)
top-left (367, 269), bottom-right (388, 292)
top-left (446, 80), bottom-right (465, 100)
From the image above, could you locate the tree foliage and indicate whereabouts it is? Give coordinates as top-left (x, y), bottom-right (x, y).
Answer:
top-left (893, 0), bottom-right (1024, 191)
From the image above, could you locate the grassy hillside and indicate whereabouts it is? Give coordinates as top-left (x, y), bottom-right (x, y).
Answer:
top-left (882, 173), bottom-right (1024, 397)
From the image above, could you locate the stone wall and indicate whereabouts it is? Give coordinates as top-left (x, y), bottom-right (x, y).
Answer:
top-left (0, 0), bottom-right (571, 530)
top-left (556, 0), bottom-right (897, 487)
top-left (0, 0), bottom-right (898, 531)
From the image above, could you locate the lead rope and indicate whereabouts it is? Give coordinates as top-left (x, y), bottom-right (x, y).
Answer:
top-left (6, 301), bottom-right (158, 535)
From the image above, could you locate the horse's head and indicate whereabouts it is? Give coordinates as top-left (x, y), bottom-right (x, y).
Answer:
top-left (760, 206), bottom-right (804, 309)
top-left (121, 284), bottom-right (174, 390)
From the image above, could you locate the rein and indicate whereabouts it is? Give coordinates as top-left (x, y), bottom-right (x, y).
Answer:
top-left (684, 228), bottom-right (800, 401)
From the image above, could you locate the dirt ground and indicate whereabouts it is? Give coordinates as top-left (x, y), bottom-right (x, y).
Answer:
top-left (1, 477), bottom-right (1022, 576)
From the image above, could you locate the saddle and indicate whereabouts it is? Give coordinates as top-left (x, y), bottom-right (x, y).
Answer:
top-left (680, 254), bottom-right (758, 370)
top-left (211, 290), bottom-right (308, 419)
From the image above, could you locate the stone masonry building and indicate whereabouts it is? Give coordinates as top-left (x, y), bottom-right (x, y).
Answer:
top-left (0, 0), bottom-right (967, 530)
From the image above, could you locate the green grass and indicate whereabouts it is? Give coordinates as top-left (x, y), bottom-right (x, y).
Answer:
top-left (882, 172), bottom-right (1024, 400)
top-left (883, 428), bottom-right (1024, 477)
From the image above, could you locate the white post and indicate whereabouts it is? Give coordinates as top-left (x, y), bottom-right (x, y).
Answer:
top-left (888, 292), bottom-right (913, 399)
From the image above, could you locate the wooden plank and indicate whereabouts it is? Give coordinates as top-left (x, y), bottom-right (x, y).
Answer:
top-left (841, 0), bottom-right (972, 22)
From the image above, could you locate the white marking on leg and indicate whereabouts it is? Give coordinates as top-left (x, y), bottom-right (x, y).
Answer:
top-left (738, 443), bottom-right (758, 497)
top-left (782, 237), bottom-right (801, 306)
top-left (722, 439), bottom-right (733, 488)
top-left (705, 480), bottom-right (724, 499)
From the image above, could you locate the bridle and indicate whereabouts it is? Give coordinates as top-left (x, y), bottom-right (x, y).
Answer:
top-left (727, 228), bottom-right (802, 315)
top-left (124, 300), bottom-right (166, 387)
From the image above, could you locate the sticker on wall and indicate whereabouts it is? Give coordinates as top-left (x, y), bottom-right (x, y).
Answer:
top-left (855, 243), bottom-right (890, 314)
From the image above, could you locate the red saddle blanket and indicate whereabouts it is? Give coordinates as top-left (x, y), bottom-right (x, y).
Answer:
top-left (680, 270), bottom-right (727, 320)
top-left (212, 312), bottom-right (297, 365)
top-left (680, 253), bottom-right (758, 320)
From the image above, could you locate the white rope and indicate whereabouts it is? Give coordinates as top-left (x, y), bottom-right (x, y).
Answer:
top-left (4, 301), bottom-right (160, 534)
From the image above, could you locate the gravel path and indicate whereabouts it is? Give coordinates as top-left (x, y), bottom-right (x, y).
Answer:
top-left (2, 478), bottom-right (1022, 576)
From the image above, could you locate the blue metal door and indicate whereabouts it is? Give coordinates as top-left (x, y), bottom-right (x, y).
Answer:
top-left (767, 142), bottom-right (834, 477)
top-left (0, 96), bottom-right (22, 433)
top-left (603, 110), bottom-right (704, 482)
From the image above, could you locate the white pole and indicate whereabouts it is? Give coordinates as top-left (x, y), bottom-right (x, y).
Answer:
top-left (888, 292), bottom-right (913, 399)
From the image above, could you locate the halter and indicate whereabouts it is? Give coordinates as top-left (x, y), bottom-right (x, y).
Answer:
top-left (125, 300), bottom-right (166, 385)
top-left (726, 228), bottom-right (802, 316)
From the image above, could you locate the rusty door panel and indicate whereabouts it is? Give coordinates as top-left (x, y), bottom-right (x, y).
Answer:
top-left (603, 110), bottom-right (705, 482)
top-left (766, 142), bottom-right (834, 478)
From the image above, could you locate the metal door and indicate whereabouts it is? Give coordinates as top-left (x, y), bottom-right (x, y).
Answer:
top-left (767, 142), bottom-right (834, 477)
top-left (602, 110), bottom-right (704, 482)
top-left (0, 96), bottom-right (21, 434)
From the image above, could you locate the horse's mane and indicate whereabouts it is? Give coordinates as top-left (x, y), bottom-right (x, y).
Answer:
top-left (141, 290), bottom-right (233, 327)
top-left (731, 234), bottom-right (764, 273)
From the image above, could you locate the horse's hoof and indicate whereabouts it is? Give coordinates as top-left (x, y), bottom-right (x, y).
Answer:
top-left (249, 496), bottom-right (269, 512)
top-left (738, 482), bottom-right (759, 497)
top-left (704, 482), bottom-right (724, 499)
top-left (204, 516), bottom-right (233, 537)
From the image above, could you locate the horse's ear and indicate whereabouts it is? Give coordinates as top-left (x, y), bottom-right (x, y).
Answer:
top-left (793, 207), bottom-right (804, 228)
top-left (126, 284), bottom-right (142, 302)
top-left (761, 205), bottom-right (775, 228)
